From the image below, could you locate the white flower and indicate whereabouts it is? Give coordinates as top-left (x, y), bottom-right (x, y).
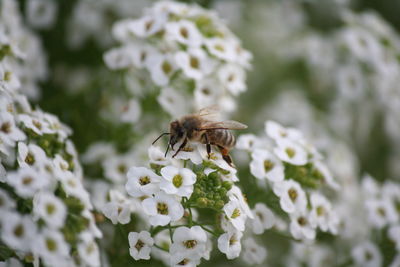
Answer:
top-left (227, 185), bottom-right (253, 219)
top-left (148, 145), bottom-right (170, 166)
top-left (160, 166), bottom-right (196, 198)
top-left (147, 53), bottom-right (176, 86)
top-left (313, 160), bottom-right (340, 190)
top-left (82, 209), bottom-right (102, 239)
top-left (223, 199), bottom-right (246, 231)
top-left (265, 120), bottom-right (303, 141)
top-left (18, 113), bottom-right (53, 136)
top-left (273, 138), bottom-right (308, 166)
top-left (365, 198), bottom-right (398, 229)
top-left (34, 228), bottom-right (71, 266)
top-left (0, 211), bottom-right (36, 252)
top-left (157, 87), bottom-right (189, 117)
top-left (250, 203), bottom-right (275, 235)
top-left (170, 253), bottom-right (200, 267)
top-left (128, 231), bottom-right (154, 260)
top-left (142, 192), bottom-right (184, 226)
top-left (6, 167), bottom-right (49, 198)
top-left (242, 237), bottom-right (267, 265)
top-left (309, 193), bottom-right (334, 232)
top-left (43, 113), bottom-right (71, 139)
top-left (126, 166), bottom-right (161, 198)
top-left (289, 211), bottom-right (316, 240)
top-left (77, 233), bottom-right (100, 267)
top-left (0, 111), bottom-right (25, 146)
top-left (129, 14), bottom-right (167, 38)
top-left (0, 63), bottom-right (20, 92)
top-left (103, 154), bottom-right (134, 184)
top-left (120, 98), bottom-right (141, 124)
top-left (170, 226), bottom-right (207, 259)
top-left (205, 38), bottom-right (237, 62)
top-left (175, 48), bottom-right (215, 80)
top-left (273, 179), bottom-right (307, 214)
top-left (17, 142), bottom-right (48, 169)
top-left (103, 46), bottom-right (135, 70)
top-left (217, 230), bottom-right (242, 259)
top-left (194, 78), bottom-right (221, 110)
top-left (236, 134), bottom-right (263, 152)
top-left (250, 148), bottom-right (284, 182)
top-left (340, 28), bottom-right (382, 63)
top-left (53, 154), bottom-right (71, 180)
top-left (388, 225), bottom-right (400, 251)
top-left (336, 64), bottom-right (364, 100)
top-left (33, 192), bottom-right (67, 229)
top-left (0, 188), bottom-right (16, 210)
top-left (197, 145), bottom-right (237, 175)
top-left (168, 141), bottom-right (203, 165)
top-left (58, 172), bottom-right (92, 208)
top-left (26, 0), bottom-right (57, 29)
top-left (351, 241), bottom-right (382, 267)
top-left (102, 190), bottom-right (133, 225)
top-left (166, 20), bottom-right (203, 47)
top-left (218, 64), bottom-right (246, 95)
top-left (361, 174), bottom-right (381, 197)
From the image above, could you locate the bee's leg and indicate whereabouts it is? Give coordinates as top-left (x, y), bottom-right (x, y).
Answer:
top-left (172, 138), bottom-right (187, 158)
top-left (218, 146), bottom-right (235, 168)
top-left (203, 133), bottom-right (211, 159)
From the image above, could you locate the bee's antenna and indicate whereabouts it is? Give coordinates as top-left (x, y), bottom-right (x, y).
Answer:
top-left (152, 132), bottom-right (170, 145)
top-left (164, 143), bottom-right (170, 157)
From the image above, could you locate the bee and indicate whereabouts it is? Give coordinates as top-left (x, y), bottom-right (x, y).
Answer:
top-left (152, 106), bottom-right (247, 167)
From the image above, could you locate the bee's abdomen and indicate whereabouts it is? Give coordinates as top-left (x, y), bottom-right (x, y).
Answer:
top-left (207, 129), bottom-right (235, 148)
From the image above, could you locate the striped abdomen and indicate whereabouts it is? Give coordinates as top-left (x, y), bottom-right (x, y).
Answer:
top-left (206, 129), bottom-right (236, 149)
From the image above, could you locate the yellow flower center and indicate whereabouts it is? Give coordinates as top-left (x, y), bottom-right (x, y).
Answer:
top-left (172, 174), bottom-right (183, 188)
top-left (46, 203), bottom-right (56, 215)
top-left (288, 188), bottom-right (298, 202)
top-left (231, 208), bottom-right (241, 219)
top-left (135, 239), bottom-right (144, 251)
top-left (139, 176), bottom-right (150, 186)
top-left (46, 238), bottom-right (57, 252)
top-left (285, 148), bottom-right (295, 158)
top-left (183, 240), bottom-right (197, 249)
top-left (157, 202), bottom-right (169, 215)
top-left (263, 160), bottom-right (274, 172)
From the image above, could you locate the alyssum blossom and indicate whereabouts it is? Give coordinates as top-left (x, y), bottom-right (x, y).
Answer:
top-left (104, 0), bottom-right (252, 117)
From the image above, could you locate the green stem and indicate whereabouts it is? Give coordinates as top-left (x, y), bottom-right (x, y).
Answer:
top-left (168, 224), bottom-right (173, 242)
top-left (154, 244), bottom-right (169, 252)
top-left (198, 225), bottom-right (218, 237)
top-left (188, 206), bottom-right (193, 227)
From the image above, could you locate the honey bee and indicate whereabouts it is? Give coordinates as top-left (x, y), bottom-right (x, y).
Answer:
top-left (152, 106), bottom-right (247, 167)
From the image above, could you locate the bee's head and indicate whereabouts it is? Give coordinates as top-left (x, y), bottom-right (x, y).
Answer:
top-left (169, 120), bottom-right (185, 149)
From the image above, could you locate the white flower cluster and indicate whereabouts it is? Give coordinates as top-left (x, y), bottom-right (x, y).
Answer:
top-left (293, 11), bottom-right (400, 149)
top-left (321, 168), bottom-right (400, 267)
top-left (0, 0), bottom-right (48, 100)
top-left (104, 0), bottom-right (252, 117)
top-left (237, 120), bottom-right (340, 241)
top-left (347, 175), bottom-right (400, 267)
top-left (0, 3), bottom-right (101, 264)
top-left (0, 92), bottom-right (102, 266)
top-left (99, 140), bottom-right (257, 266)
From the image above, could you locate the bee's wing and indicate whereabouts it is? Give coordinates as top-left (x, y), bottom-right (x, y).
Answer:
top-left (195, 105), bottom-right (221, 121)
top-left (200, 120), bottom-right (248, 130)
